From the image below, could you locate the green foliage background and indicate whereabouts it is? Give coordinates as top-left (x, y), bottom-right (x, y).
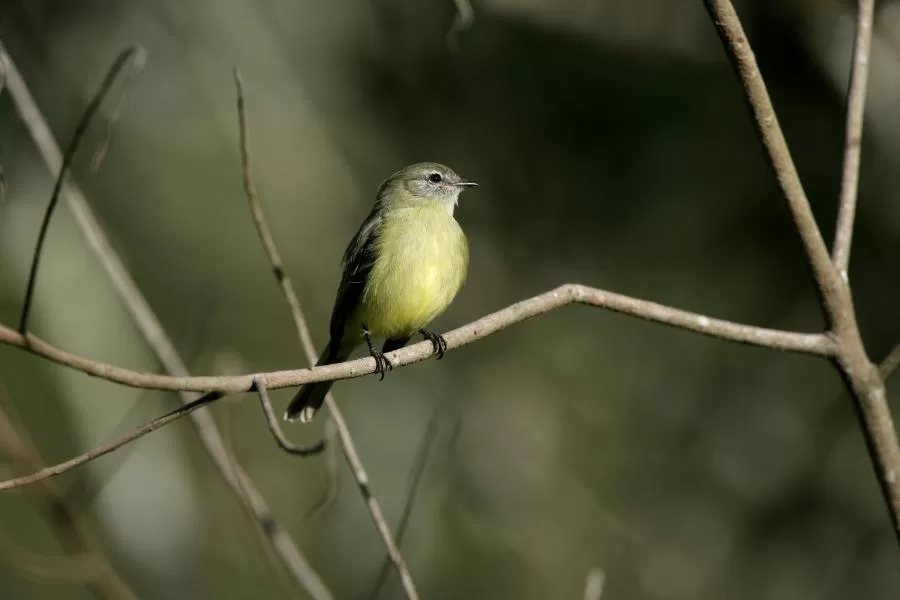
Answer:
top-left (1, 0), bottom-right (900, 598)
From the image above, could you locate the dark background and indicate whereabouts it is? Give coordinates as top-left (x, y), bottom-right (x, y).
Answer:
top-left (1, 0), bottom-right (899, 598)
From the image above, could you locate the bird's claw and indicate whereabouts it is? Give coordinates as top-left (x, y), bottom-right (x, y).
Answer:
top-left (372, 349), bottom-right (394, 380)
top-left (420, 329), bottom-right (448, 359)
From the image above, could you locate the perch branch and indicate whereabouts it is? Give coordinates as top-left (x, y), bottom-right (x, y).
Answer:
top-left (0, 41), bottom-right (334, 600)
top-left (0, 285), bottom-right (836, 395)
top-left (833, 0), bottom-right (875, 277)
top-left (0, 284), bottom-right (833, 493)
top-left (234, 69), bottom-right (419, 600)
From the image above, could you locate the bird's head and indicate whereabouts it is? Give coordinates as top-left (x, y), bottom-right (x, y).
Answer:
top-left (379, 162), bottom-right (477, 212)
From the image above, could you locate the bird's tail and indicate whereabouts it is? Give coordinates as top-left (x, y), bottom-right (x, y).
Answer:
top-left (284, 339), bottom-right (353, 423)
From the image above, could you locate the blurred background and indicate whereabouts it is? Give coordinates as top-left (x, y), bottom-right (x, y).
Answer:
top-left (1, 0), bottom-right (900, 598)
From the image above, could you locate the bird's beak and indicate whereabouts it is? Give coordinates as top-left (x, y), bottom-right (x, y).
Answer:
top-left (455, 180), bottom-right (478, 188)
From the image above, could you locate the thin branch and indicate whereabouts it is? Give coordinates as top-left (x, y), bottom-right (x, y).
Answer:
top-left (0, 284), bottom-right (836, 395)
top-left (583, 568), bottom-right (606, 600)
top-left (234, 69), bottom-right (419, 600)
top-left (0, 394), bottom-right (138, 600)
top-left (91, 48), bottom-right (148, 173)
top-left (0, 530), bottom-right (103, 583)
top-left (369, 403), bottom-right (442, 600)
top-left (833, 0), bottom-right (876, 277)
top-left (0, 391), bottom-right (223, 492)
top-left (1, 41), bottom-right (335, 600)
top-left (18, 47), bottom-right (140, 334)
top-left (879, 343), bottom-right (900, 380)
top-left (447, 0), bottom-right (475, 51)
top-left (303, 418), bottom-right (340, 520)
top-left (702, 0), bottom-right (900, 545)
top-left (700, 0), bottom-right (841, 323)
top-left (0, 53), bottom-right (8, 207)
top-left (253, 378), bottom-right (325, 456)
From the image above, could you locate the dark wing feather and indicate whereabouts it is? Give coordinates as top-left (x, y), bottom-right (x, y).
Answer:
top-left (328, 210), bottom-right (382, 340)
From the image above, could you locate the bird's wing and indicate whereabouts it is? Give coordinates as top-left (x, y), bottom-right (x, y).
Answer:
top-left (328, 210), bottom-right (382, 340)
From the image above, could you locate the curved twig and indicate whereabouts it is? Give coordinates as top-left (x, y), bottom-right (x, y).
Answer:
top-left (18, 47), bottom-right (141, 334)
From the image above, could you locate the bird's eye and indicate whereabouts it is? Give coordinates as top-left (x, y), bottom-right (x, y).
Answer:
top-left (427, 172), bottom-right (443, 184)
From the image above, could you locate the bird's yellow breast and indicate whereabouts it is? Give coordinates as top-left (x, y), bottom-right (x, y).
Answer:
top-left (357, 206), bottom-right (468, 339)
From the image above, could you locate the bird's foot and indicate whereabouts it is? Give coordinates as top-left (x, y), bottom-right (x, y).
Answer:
top-left (363, 327), bottom-right (394, 380)
top-left (371, 348), bottom-right (394, 380)
top-left (419, 329), bottom-right (448, 359)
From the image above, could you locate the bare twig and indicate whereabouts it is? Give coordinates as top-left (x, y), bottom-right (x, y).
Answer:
top-left (0, 54), bottom-right (6, 206)
top-left (0, 531), bottom-right (103, 582)
top-left (18, 47), bottom-right (140, 334)
top-left (879, 343), bottom-right (900, 380)
top-left (833, 0), bottom-right (875, 278)
top-left (0, 392), bottom-right (223, 491)
top-left (234, 69), bottom-right (419, 600)
top-left (583, 568), bottom-right (606, 600)
top-left (700, 1), bottom-right (838, 315)
top-left (303, 418), bottom-right (340, 519)
top-left (1, 41), bottom-right (334, 600)
top-left (90, 48), bottom-right (148, 173)
top-left (447, 0), bottom-right (475, 51)
top-left (253, 378), bottom-right (325, 456)
top-left (0, 284), bottom-right (836, 395)
top-left (369, 403), bottom-right (442, 600)
top-left (702, 0), bottom-right (900, 544)
top-left (0, 395), bottom-right (139, 600)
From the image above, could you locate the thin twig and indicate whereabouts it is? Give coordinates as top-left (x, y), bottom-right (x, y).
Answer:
top-left (700, 1), bottom-right (839, 318)
top-left (91, 48), bottom-right (148, 173)
top-left (0, 53), bottom-right (8, 206)
top-left (18, 47), bottom-right (140, 334)
top-left (0, 284), bottom-right (836, 395)
top-left (702, 0), bottom-right (900, 545)
top-left (0, 394), bottom-right (138, 600)
top-left (234, 68), bottom-right (419, 600)
top-left (879, 343), bottom-right (900, 380)
top-left (1, 41), bottom-right (334, 600)
top-left (369, 403), bottom-right (442, 600)
top-left (303, 418), bottom-right (340, 519)
top-left (833, 0), bottom-right (876, 278)
top-left (583, 568), bottom-right (606, 600)
top-left (253, 378), bottom-right (325, 456)
top-left (0, 391), bottom-right (223, 491)
top-left (447, 0), bottom-right (475, 51)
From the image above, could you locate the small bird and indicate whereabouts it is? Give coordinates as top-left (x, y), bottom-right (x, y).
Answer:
top-left (285, 162), bottom-right (476, 423)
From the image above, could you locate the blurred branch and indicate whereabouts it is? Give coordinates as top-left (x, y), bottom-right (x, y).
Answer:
top-left (583, 568), bottom-right (606, 600)
top-left (0, 53), bottom-right (6, 206)
top-left (91, 49), bottom-right (147, 173)
top-left (0, 392), bottom-right (223, 492)
top-left (701, 0), bottom-right (900, 546)
top-left (0, 391), bottom-right (138, 600)
top-left (447, 0), bottom-right (475, 50)
top-left (0, 41), bottom-right (335, 600)
top-left (880, 343), bottom-right (900, 380)
top-left (0, 285), bottom-right (836, 395)
top-left (17, 46), bottom-right (141, 334)
top-left (234, 69), bottom-right (419, 600)
top-left (369, 403), bottom-right (442, 600)
top-left (833, 0), bottom-right (875, 277)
